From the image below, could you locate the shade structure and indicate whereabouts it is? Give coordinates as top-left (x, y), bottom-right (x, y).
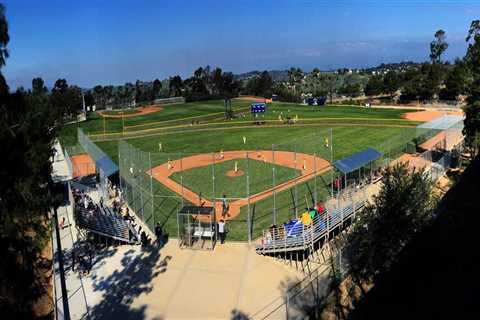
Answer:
top-left (96, 156), bottom-right (119, 177)
top-left (334, 148), bottom-right (382, 174)
top-left (416, 115), bottom-right (464, 130)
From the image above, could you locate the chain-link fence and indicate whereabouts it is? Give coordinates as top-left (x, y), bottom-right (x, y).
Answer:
top-left (116, 126), bottom-right (431, 243)
top-left (117, 129), bottom-right (336, 243)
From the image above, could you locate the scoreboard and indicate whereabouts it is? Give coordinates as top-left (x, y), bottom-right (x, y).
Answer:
top-left (250, 103), bottom-right (267, 113)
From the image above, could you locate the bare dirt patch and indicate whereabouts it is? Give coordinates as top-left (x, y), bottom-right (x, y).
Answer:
top-left (234, 96), bottom-right (272, 103)
top-left (98, 105), bottom-right (163, 118)
top-left (401, 110), bottom-right (463, 122)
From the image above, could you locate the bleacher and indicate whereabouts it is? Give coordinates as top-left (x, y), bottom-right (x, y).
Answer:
top-left (74, 204), bottom-right (137, 244)
top-left (255, 199), bottom-right (365, 254)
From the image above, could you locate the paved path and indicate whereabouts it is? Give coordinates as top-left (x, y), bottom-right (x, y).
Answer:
top-left (52, 141), bottom-right (92, 319)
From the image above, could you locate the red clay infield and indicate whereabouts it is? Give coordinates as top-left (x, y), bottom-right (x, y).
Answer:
top-left (98, 105), bottom-right (163, 118)
top-left (401, 110), bottom-right (463, 122)
top-left (70, 154), bottom-right (96, 178)
top-left (150, 150), bottom-right (331, 220)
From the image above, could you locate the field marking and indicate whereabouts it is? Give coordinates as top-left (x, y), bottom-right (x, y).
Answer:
top-left (149, 150), bottom-right (331, 221)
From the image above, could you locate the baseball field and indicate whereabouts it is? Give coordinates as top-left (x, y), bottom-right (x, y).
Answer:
top-left (60, 98), bottom-right (422, 240)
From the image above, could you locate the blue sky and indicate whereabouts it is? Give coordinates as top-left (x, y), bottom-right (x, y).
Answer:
top-left (2, 0), bottom-right (480, 89)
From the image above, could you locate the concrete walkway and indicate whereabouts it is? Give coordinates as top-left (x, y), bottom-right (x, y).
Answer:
top-left (78, 241), bottom-right (302, 319)
top-left (52, 140), bottom-right (91, 319)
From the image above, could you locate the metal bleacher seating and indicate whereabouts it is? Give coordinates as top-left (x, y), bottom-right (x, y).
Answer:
top-left (255, 200), bottom-right (365, 254)
top-left (74, 204), bottom-right (137, 244)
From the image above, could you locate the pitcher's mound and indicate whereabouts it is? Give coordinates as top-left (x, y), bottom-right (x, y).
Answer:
top-left (225, 170), bottom-right (245, 178)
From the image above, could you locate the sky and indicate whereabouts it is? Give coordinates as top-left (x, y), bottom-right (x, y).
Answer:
top-left (2, 0), bottom-right (480, 89)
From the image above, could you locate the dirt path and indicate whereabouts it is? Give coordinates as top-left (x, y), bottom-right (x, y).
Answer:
top-left (150, 150), bottom-right (330, 221)
top-left (98, 105), bottom-right (163, 118)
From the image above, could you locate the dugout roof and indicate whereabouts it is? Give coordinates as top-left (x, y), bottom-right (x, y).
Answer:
top-left (334, 148), bottom-right (382, 174)
top-left (416, 115), bottom-right (464, 130)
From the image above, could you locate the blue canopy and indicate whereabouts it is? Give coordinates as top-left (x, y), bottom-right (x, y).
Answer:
top-left (334, 148), bottom-right (382, 174)
top-left (96, 156), bottom-right (119, 177)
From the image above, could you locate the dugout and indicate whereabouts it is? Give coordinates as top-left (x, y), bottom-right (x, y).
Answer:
top-left (177, 205), bottom-right (216, 250)
top-left (333, 148), bottom-right (382, 192)
top-left (78, 128), bottom-right (119, 198)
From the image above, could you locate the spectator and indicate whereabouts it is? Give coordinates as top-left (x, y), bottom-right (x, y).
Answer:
top-left (154, 223), bottom-right (163, 246)
top-left (218, 219), bottom-right (226, 244)
top-left (59, 216), bottom-right (66, 229)
top-left (221, 194), bottom-right (228, 217)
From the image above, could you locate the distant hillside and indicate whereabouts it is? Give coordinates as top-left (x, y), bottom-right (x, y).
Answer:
top-left (234, 70), bottom-right (289, 82)
top-left (361, 61), bottom-right (422, 73)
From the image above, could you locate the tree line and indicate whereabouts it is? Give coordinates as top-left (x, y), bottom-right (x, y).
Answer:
top-left (1, 4), bottom-right (62, 317)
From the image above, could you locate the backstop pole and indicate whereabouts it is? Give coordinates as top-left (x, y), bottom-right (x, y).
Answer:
top-left (246, 151), bottom-right (251, 244)
top-left (180, 153), bottom-right (185, 207)
top-left (330, 128), bottom-right (334, 198)
top-left (314, 151), bottom-right (318, 206)
top-left (272, 144), bottom-right (277, 226)
top-left (294, 142), bottom-right (298, 218)
top-left (149, 151), bottom-right (155, 227)
top-left (212, 153), bottom-right (216, 220)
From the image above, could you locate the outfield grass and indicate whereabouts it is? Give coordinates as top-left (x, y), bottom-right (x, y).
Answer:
top-left (170, 158), bottom-right (301, 200)
top-left (58, 100), bottom-right (420, 147)
top-left (58, 99), bottom-right (253, 146)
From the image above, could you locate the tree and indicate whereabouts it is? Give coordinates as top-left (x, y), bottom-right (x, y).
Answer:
top-left (152, 78), bottom-right (162, 100)
top-left (383, 71), bottom-right (400, 97)
top-left (93, 85), bottom-right (104, 108)
top-left (439, 59), bottom-right (469, 101)
top-left (0, 6), bottom-right (61, 317)
top-left (288, 67), bottom-right (303, 92)
top-left (258, 71), bottom-right (273, 98)
top-left (31, 77), bottom-right (47, 96)
top-left (244, 71), bottom-right (272, 98)
top-left (364, 75), bottom-right (384, 96)
top-left (339, 83), bottom-right (361, 98)
top-left (212, 67), bottom-right (223, 96)
top-left (346, 163), bottom-right (436, 285)
top-left (0, 4), bottom-right (8, 70)
top-left (169, 75), bottom-right (183, 97)
top-left (430, 29), bottom-right (449, 64)
top-left (219, 72), bottom-right (239, 99)
top-left (463, 20), bottom-right (480, 156)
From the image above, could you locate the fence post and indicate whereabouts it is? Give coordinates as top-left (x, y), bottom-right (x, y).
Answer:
top-left (149, 151), bottom-right (155, 229)
top-left (330, 128), bottom-right (334, 198)
top-left (246, 151), bottom-right (251, 244)
top-left (180, 153), bottom-right (185, 208)
top-left (313, 152), bottom-right (318, 206)
top-left (272, 144), bottom-right (277, 226)
top-left (212, 153), bottom-right (216, 219)
top-left (294, 142), bottom-right (298, 218)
